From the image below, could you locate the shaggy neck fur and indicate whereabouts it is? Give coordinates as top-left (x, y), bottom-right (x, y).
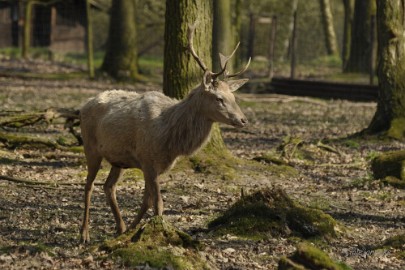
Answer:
top-left (159, 87), bottom-right (213, 157)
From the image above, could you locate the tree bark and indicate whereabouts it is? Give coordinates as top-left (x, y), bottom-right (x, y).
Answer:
top-left (85, 0), bottom-right (94, 79)
top-left (213, 0), bottom-right (233, 72)
top-left (366, 0), bottom-right (405, 139)
top-left (342, 0), bottom-right (354, 70)
top-left (344, 0), bottom-right (375, 73)
top-left (319, 0), bottom-right (339, 56)
top-left (101, 0), bottom-right (139, 80)
top-left (163, 0), bottom-right (212, 99)
top-left (22, 0), bottom-right (33, 59)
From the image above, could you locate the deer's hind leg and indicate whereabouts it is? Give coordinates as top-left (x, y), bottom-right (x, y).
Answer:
top-left (130, 169), bottom-right (161, 229)
top-left (103, 166), bottom-right (126, 235)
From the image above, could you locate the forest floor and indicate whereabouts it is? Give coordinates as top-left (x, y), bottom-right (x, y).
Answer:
top-left (0, 71), bottom-right (404, 269)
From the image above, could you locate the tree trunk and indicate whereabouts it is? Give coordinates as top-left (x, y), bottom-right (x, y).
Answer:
top-left (101, 0), bottom-right (139, 80)
top-left (366, 0), bottom-right (405, 139)
top-left (85, 0), bottom-right (94, 79)
top-left (163, 0), bottom-right (236, 178)
top-left (22, 0), bottom-right (33, 59)
top-left (163, 0), bottom-right (212, 99)
top-left (283, 0), bottom-right (299, 61)
top-left (319, 0), bottom-right (339, 56)
top-left (213, 0), bottom-right (233, 72)
top-left (344, 0), bottom-right (375, 73)
top-left (342, 0), bottom-right (354, 70)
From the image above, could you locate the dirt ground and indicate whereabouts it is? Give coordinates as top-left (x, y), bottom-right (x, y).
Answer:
top-left (0, 75), bottom-right (404, 270)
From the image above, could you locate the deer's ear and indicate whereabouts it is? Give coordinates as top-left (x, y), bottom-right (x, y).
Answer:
top-left (227, 79), bottom-right (249, 92)
top-left (203, 71), bottom-right (213, 91)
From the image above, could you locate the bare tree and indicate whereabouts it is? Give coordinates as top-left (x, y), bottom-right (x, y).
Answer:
top-left (101, 0), bottom-right (139, 79)
top-left (342, 0), bottom-right (354, 69)
top-left (344, 0), bottom-right (375, 73)
top-left (319, 0), bottom-right (339, 56)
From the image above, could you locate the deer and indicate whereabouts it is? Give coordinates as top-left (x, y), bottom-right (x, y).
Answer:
top-left (79, 22), bottom-right (251, 243)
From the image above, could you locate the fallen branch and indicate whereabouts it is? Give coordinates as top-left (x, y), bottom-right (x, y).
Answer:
top-left (0, 175), bottom-right (102, 188)
top-left (0, 131), bottom-right (59, 149)
top-left (0, 108), bottom-right (82, 147)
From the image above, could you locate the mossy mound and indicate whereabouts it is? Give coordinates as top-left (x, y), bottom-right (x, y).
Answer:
top-left (101, 216), bottom-right (209, 270)
top-left (278, 242), bottom-right (351, 270)
top-left (371, 150), bottom-right (405, 188)
top-left (208, 187), bottom-right (339, 240)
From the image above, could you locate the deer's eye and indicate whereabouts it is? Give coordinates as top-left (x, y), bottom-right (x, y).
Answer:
top-left (216, 97), bottom-right (224, 104)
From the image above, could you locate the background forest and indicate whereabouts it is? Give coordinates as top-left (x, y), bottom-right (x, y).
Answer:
top-left (0, 0), bottom-right (404, 270)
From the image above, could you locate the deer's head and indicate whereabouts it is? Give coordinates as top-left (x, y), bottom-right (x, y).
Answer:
top-left (188, 22), bottom-right (251, 128)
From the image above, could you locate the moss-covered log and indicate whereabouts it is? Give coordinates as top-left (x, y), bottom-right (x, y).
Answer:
top-left (371, 150), bottom-right (405, 188)
top-left (0, 108), bottom-right (81, 147)
top-left (278, 242), bottom-right (351, 270)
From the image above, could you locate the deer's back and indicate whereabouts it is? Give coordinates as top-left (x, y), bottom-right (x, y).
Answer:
top-left (80, 90), bottom-right (176, 168)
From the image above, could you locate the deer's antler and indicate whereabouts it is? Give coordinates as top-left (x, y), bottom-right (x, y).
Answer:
top-left (187, 22), bottom-right (227, 80)
top-left (219, 43), bottom-right (251, 79)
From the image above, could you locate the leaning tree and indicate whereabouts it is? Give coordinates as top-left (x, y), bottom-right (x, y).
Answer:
top-left (366, 0), bottom-right (405, 139)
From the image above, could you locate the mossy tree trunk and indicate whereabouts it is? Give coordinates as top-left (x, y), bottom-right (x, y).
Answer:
top-left (365, 0), bottom-right (405, 139)
top-left (319, 0), bottom-right (339, 56)
top-left (163, 0), bottom-right (233, 173)
top-left (344, 0), bottom-right (375, 73)
top-left (163, 0), bottom-right (212, 99)
top-left (213, 0), bottom-right (233, 72)
top-left (101, 0), bottom-right (139, 80)
top-left (342, 0), bottom-right (354, 70)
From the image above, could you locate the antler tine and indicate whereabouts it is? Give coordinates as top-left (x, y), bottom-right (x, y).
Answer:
top-left (187, 21), bottom-right (208, 72)
top-left (219, 42), bottom-right (240, 70)
top-left (226, 57), bottom-right (251, 78)
top-left (211, 42), bottom-right (242, 80)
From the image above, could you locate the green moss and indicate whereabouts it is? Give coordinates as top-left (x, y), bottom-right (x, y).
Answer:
top-left (123, 168), bottom-right (144, 182)
top-left (253, 153), bottom-right (299, 177)
top-left (287, 206), bottom-right (337, 238)
top-left (371, 150), bottom-right (405, 184)
top-left (342, 139), bottom-right (360, 149)
top-left (383, 176), bottom-right (405, 188)
top-left (387, 118), bottom-right (405, 139)
top-left (293, 242), bottom-right (342, 269)
top-left (0, 242), bottom-right (54, 256)
top-left (278, 242), bottom-right (352, 270)
top-left (102, 216), bottom-right (208, 269)
top-left (208, 187), bottom-right (339, 240)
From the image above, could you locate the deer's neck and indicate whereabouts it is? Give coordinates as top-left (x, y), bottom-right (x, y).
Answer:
top-left (160, 88), bottom-right (213, 157)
